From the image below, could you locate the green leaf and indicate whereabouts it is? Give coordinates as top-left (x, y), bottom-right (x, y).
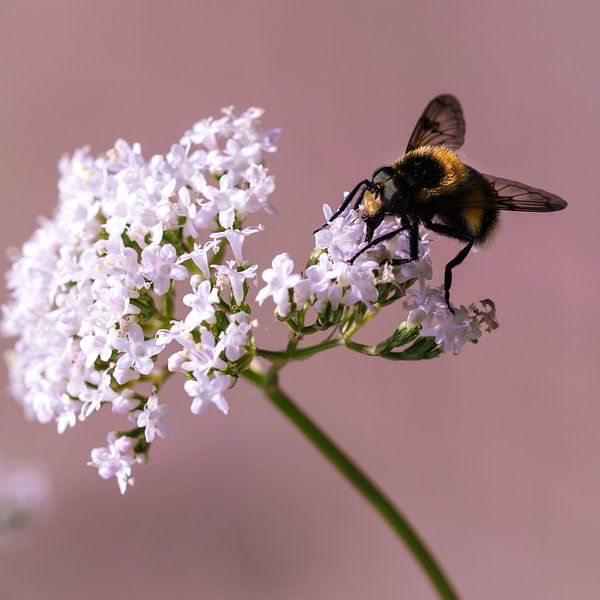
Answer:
top-left (380, 337), bottom-right (442, 361)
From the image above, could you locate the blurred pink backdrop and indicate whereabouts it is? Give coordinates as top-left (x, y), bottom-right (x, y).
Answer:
top-left (0, 1), bottom-right (598, 598)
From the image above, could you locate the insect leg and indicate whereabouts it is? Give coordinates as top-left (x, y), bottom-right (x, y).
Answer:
top-left (425, 223), bottom-right (474, 312)
top-left (348, 223), bottom-right (410, 264)
top-left (313, 179), bottom-right (371, 233)
top-left (382, 218), bottom-right (419, 267)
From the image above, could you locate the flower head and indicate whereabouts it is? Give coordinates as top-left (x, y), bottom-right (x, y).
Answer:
top-left (2, 106), bottom-right (278, 492)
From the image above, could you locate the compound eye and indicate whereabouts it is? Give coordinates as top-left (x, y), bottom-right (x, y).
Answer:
top-left (372, 166), bottom-right (395, 183)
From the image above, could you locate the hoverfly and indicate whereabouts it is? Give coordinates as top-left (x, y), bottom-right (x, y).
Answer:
top-left (315, 94), bottom-right (567, 310)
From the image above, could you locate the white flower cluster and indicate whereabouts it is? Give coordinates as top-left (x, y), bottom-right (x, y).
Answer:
top-left (257, 202), bottom-right (498, 354)
top-left (0, 459), bottom-right (51, 545)
top-left (2, 107), bottom-right (279, 493)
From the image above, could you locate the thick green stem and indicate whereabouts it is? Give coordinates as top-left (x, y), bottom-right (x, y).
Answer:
top-left (242, 367), bottom-right (461, 600)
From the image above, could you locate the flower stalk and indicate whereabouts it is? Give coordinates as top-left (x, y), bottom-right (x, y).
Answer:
top-left (255, 337), bottom-right (341, 362)
top-left (242, 364), bottom-right (461, 600)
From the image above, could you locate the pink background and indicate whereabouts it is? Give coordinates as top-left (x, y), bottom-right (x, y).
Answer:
top-left (0, 1), bottom-right (598, 598)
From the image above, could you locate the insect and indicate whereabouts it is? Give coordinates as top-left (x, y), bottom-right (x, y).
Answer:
top-left (314, 94), bottom-right (567, 311)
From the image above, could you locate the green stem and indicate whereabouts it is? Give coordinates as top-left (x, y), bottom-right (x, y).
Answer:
top-left (255, 337), bottom-right (342, 362)
top-left (241, 367), bottom-right (461, 600)
top-left (343, 338), bottom-right (379, 356)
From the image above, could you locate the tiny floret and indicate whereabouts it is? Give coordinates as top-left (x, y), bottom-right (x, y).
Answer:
top-left (256, 253), bottom-right (301, 316)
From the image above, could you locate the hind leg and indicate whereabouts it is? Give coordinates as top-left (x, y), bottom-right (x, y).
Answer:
top-left (424, 223), bottom-right (474, 312)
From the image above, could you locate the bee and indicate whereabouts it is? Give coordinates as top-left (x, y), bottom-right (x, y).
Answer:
top-left (314, 94), bottom-right (567, 311)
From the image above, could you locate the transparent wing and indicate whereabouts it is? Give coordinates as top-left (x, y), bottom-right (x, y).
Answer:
top-left (406, 95), bottom-right (465, 152)
top-left (482, 174), bottom-right (568, 212)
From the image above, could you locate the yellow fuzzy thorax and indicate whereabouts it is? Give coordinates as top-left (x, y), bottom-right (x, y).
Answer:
top-left (394, 145), bottom-right (468, 198)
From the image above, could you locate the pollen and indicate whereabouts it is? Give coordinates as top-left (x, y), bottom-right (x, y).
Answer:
top-left (363, 191), bottom-right (383, 217)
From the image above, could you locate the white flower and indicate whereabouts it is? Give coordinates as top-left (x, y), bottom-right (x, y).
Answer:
top-left (79, 374), bottom-right (117, 420)
top-left (93, 236), bottom-right (145, 289)
top-left (219, 138), bottom-right (263, 179)
top-left (172, 186), bottom-right (199, 238)
top-left (294, 253), bottom-right (340, 311)
top-left (184, 372), bottom-right (233, 415)
top-left (167, 350), bottom-right (186, 373)
top-left (90, 275), bottom-right (140, 329)
top-left (177, 239), bottom-right (221, 279)
top-left (88, 435), bottom-right (136, 494)
top-left (210, 225), bottom-right (263, 264)
top-left (164, 143), bottom-right (207, 191)
top-left (183, 279), bottom-right (220, 328)
top-left (79, 327), bottom-right (118, 368)
top-left (140, 243), bottom-right (188, 295)
top-left (404, 283), bottom-right (448, 328)
top-left (243, 163), bottom-right (276, 215)
top-left (180, 114), bottom-right (228, 150)
top-left (111, 390), bottom-right (139, 415)
top-left (384, 233), bottom-right (433, 285)
top-left (421, 306), bottom-right (482, 354)
top-left (213, 261), bottom-right (257, 305)
top-left (181, 329), bottom-right (226, 375)
top-left (338, 261), bottom-right (379, 308)
top-left (56, 396), bottom-right (79, 434)
top-left (136, 392), bottom-right (172, 443)
top-left (219, 312), bottom-right (256, 361)
top-left (314, 203), bottom-right (365, 261)
top-left (256, 253), bottom-right (301, 316)
top-left (112, 322), bottom-right (165, 384)
top-left (202, 174), bottom-right (249, 228)
top-left (155, 319), bottom-right (192, 347)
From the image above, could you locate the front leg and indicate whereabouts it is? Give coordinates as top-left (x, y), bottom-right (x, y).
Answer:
top-left (313, 179), bottom-right (371, 233)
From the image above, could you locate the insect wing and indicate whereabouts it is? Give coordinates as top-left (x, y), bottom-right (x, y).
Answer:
top-left (406, 95), bottom-right (466, 152)
top-left (483, 174), bottom-right (568, 212)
